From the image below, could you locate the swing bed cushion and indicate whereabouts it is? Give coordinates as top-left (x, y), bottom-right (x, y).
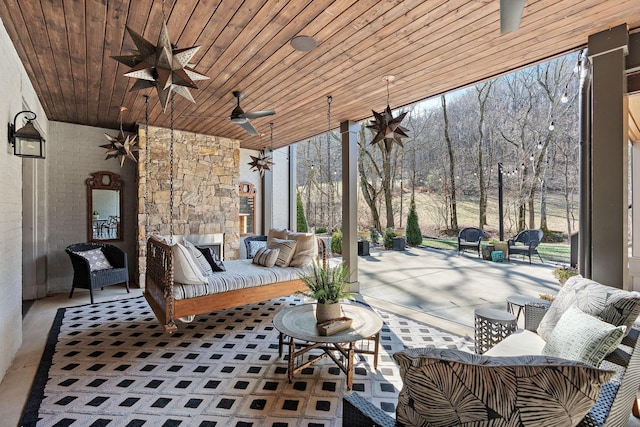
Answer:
top-left (145, 233), bottom-right (326, 333)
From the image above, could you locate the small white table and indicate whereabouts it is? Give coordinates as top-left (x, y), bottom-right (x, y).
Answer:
top-left (273, 303), bottom-right (383, 390)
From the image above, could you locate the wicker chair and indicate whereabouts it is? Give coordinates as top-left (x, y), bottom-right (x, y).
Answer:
top-left (66, 242), bottom-right (130, 304)
top-left (457, 227), bottom-right (483, 257)
top-left (244, 235), bottom-right (267, 259)
top-left (508, 229), bottom-right (544, 264)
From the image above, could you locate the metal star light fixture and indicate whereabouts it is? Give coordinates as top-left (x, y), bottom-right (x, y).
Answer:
top-left (248, 123), bottom-right (275, 176)
top-left (367, 75), bottom-right (409, 152)
top-left (111, 20), bottom-right (209, 111)
top-left (101, 106), bottom-right (139, 166)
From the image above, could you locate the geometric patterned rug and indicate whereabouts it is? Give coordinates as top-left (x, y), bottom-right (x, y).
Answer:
top-left (20, 296), bottom-right (474, 427)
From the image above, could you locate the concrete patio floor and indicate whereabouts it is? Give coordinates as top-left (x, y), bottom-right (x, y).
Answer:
top-left (357, 245), bottom-right (562, 338)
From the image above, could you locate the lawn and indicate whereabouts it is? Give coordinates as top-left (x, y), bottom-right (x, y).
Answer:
top-left (421, 237), bottom-right (570, 264)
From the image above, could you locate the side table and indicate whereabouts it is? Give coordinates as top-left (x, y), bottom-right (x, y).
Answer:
top-left (474, 308), bottom-right (517, 354)
top-left (506, 295), bottom-right (551, 324)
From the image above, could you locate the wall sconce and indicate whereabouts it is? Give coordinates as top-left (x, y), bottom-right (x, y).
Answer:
top-left (8, 110), bottom-right (45, 158)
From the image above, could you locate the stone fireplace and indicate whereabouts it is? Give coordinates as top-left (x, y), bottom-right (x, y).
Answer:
top-left (137, 125), bottom-right (241, 283)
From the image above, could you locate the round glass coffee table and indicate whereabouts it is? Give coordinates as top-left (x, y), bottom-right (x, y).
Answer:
top-left (273, 303), bottom-right (383, 390)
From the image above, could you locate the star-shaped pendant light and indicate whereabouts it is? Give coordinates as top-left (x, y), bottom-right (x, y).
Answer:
top-left (101, 107), bottom-right (139, 167)
top-left (248, 123), bottom-right (275, 176)
top-left (367, 105), bottom-right (409, 152)
top-left (111, 21), bottom-right (209, 111)
top-left (366, 75), bottom-right (409, 152)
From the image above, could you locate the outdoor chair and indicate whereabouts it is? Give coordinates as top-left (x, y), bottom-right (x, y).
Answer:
top-left (508, 229), bottom-right (544, 264)
top-left (66, 242), bottom-right (130, 304)
top-left (457, 227), bottom-right (483, 257)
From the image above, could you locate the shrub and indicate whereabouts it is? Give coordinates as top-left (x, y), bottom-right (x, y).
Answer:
top-left (315, 226), bottom-right (327, 234)
top-left (296, 191), bottom-right (308, 232)
top-left (383, 228), bottom-right (396, 249)
top-left (406, 195), bottom-right (422, 246)
top-left (552, 266), bottom-right (578, 285)
top-left (330, 230), bottom-right (343, 254)
top-left (369, 227), bottom-right (380, 244)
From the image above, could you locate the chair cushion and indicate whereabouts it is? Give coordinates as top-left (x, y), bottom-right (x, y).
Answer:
top-left (287, 232), bottom-right (316, 268)
top-left (542, 306), bottom-right (626, 366)
top-left (73, 248), bottom-right (113, 271)
top-left (537, 276), bottom-right (640, 341)
top-left (247, 240), bottom-right (267, 259)
top-left (268, 238), bottom-right (297, 267)
top-left (394, 348), bottom-right (614, 427)
top-left (197, 246), bottom-right (225, 272)
top-left (251, 247), bottom-right (280, 268)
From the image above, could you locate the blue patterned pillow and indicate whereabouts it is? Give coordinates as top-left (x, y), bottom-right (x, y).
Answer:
top-left (248, 240), bottom-right (267, 259)
top-left (74, 248), bottom-right (113, 271)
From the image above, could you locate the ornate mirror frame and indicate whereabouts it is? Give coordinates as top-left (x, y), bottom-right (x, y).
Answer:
top-left (239, 182), bottom-right (257, 236)
top-left (87, 171), bottom-right (124, 242)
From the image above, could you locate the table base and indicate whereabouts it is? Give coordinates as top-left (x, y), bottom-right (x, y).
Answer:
top-left (278, 332), bottom-right (380, 390)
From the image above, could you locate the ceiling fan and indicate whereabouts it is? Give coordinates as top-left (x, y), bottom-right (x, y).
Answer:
top-left (183, 91), bottom-right (275, 135)
top-left (500, 0), bottom-right (526, 34)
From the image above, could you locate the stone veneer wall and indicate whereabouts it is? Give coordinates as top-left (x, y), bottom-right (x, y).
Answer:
top-left (137, 125), bottom-right (240, 283)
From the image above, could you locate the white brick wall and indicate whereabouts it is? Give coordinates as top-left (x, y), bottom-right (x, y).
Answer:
top-left (46, 122), bottom-right (137, 293)
top-left (0, 17), bottom-right (47, 381)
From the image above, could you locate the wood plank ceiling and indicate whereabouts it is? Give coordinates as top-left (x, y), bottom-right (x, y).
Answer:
top-left (1, 1), bottom-right (639, 151)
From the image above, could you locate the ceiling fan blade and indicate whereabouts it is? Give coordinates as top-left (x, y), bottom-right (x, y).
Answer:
top-left (237, 120), bottom-right (260, 136)
top-left (242, 109), bottom-right (276, 119)
top-left (500, 0), bottom-right (525, 34)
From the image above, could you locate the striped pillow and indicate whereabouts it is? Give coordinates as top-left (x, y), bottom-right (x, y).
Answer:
top-left (252, 247), bottom-right (279, 267)
top-left (182, 238), bottom-right (213, 276)
top-left (268, 238), bottom-right (297, 267)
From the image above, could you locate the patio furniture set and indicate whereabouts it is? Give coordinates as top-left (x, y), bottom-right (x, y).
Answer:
top-left (458, 227), bottom-right (545, 264)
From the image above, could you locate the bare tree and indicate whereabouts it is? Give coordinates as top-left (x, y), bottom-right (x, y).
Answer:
top-left (441, 95), bottom-right (458, 231)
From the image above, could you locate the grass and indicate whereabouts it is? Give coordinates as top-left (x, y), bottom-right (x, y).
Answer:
top-left (420, 237), bottom-right (571, 264)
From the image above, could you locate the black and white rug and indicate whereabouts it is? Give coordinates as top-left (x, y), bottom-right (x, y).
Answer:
top-left (21, 296), bottom-right (474, 427)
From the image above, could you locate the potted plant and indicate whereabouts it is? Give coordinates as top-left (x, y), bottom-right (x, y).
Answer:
top-left (299, 260), bottom-right (354, 323)
top-left (92, 210), bottom-right (99, 220)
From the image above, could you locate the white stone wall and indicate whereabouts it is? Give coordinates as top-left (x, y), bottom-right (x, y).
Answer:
top-left (0, 17), bottom-right (47, 381)
top-left (46, 122), bottom-right (137, 293)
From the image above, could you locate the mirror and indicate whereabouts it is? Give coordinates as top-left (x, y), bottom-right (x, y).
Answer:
top-left (87, 171), bottom-right (124, 242)
top-left (239, 182), bottom-right (256, 235)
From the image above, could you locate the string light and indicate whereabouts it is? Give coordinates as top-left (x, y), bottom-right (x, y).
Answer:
top-left (548, 121), bottom-right (555, 131)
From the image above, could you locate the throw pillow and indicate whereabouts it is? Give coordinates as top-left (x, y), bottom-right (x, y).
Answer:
top-left (537, 275), bottom-right (640, 341)
top-left (268, 238), bottom-right (297, 267)
top-left (197, 246), bottom-right (225, 272)
top-left (252, 247), bottom-right (280, 268)
top-left (172, 243), bottom-right (207, 285)
top-left (267, 228), bottom-right (288, 247)
top-left (247, 240), bottom-right (267, 259)
top-left (74, 248), bottom-right (113, 271)
top-left (287, 231), bottom-right (316, 268)
top-left (183, 238), bottom-right (213, 276)
top-left (542, 306), bottom-right (625, 366)
top-left (394, 348), bottom-right (614, 427)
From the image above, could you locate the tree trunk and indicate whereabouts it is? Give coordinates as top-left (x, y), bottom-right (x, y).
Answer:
top-left (441, 95), bottom-right (458, 231)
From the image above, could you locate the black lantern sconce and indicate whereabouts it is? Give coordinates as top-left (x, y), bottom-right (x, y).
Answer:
top-left (8, 110), bottom-right (45, 159)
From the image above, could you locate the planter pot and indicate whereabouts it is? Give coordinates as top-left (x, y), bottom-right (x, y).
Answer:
top-left (493, 241), bottom-right (509, 260)
top-left (394, 228), bottom-right (405, 237)
top-left (315, 302), bottom-right (341, 324)
top-left (358, 231), bottom-right (370, 241)
top-left (93, 215), bottom-right (99, 220)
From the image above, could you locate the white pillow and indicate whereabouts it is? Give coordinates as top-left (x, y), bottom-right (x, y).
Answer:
top-left (542, 306), bottom-right (626, 366)
top-left (287, 232), bottom-right (316, 268)
top-left (172, 243), bottom-right (207, 285)
top-left (182, 238), bottom-right (213, 276)
top-left (74, 248), bottom-right (113, 271)
top-left (268, 238), bottom-right (297, 267)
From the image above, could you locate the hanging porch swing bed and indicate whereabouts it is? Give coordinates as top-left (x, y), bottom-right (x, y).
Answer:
top-left (145, 233), bottom-right (327, 333)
